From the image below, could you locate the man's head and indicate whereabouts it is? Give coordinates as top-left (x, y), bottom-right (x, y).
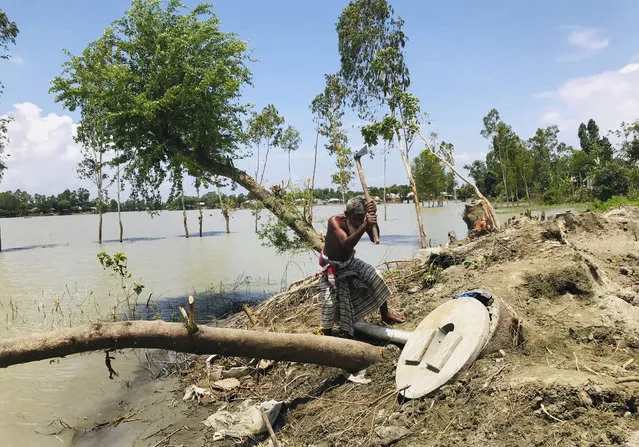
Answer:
top-left (345, 196), bottom-right (367, 232)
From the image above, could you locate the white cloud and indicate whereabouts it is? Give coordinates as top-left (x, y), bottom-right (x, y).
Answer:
top-left (567, 27), bottom-right (609, 50)
top-left (539, 63), bottom-right (639, 142)
top-left (1, 102), bottom-right (85, 194)
top-left (558, 26), bottom-right (609, 62)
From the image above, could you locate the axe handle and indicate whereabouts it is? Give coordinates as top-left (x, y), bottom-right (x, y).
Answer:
top-left (354, 157), bottom-right (379, 244)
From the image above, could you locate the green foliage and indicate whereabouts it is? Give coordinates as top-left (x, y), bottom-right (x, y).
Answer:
top-left (97, 251), bottom-right (145, 320)
top-left (1, 9), bottom-right (19, 180)
top-left (592, 161), bottom-right (630, 202)
top-left (541, 187), bottom-right (565, 205)
top-left (412, 150), bottom-right (447, 203)
top-left (0, 187), bottom-right (98, 217)
top-left (475, 109), bottom-right (638, 205)
top-left (281, 125), bottom-right (301, 182)
top-left (457, 184), bottom-right (475, 201)
top-left (98, 252), bottom-right (131, 279)
top-left (248, 104), bottom-right (285, 184)
top-left (312, 75), bottom-right (353, 201)
top-left (50, 0), bottom-right (253, 204)
top-left (257, 187), bottom-right (315, 253)
top-left (422, 263), bottom-right (442, 288)
top-left (591, 195), bottom-right (639, 211)
top-left (0, 10), bottom-right (19, 60)
top-left (464, 161), bottom-right (498, 197)
top-left (337, 0), bottom-right (408, 115)
top-left (578, 119), bottom-right (613, 162)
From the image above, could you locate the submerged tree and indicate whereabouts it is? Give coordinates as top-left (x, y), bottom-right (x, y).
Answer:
top-left (77, 136), bottom-right (109, 243)
top-left (214, 180), bottom-right (234, 234)
top-left (112, 147), bottom-right (124, 242)
top-left (50, 0), bottom-right (323, 251)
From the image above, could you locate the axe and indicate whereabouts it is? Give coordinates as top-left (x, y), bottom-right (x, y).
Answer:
top-left (354, 145), bottom-right (379, 244)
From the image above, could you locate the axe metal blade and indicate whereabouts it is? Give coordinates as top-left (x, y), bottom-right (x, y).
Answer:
top-left (354, 145), bottom-right (369, 159)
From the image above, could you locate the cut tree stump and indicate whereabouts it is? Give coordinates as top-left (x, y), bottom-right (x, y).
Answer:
top-left (462, 199), bottom-right (498, 233)
top-left (0, 321), bottom-right (381, 373)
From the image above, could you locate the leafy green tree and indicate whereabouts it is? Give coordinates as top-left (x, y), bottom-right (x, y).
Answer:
top-left (481, 109), bottom-right (510, 201)
top-left (578, 119), bottom-right (613, 163)
top-left (464, 160), bottom-right (498, 198)
top-left (247, 104), bottom-right (284, 232)
top-left (615, 121), bottom-right (639, 165)
top-left (50, 0), bottom-right (323, 251)
top-left (412, 150), bottom-right (446, 205)
top-left (592, 160), bottom-right (629, 202)
top-left (527, 126), bottom-right (558, 191)
top-left (457, 184), bottom-right (475, 201)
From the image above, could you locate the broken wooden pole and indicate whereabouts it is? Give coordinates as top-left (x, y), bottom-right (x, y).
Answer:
top-left (0, 321), bottom-right (381, 372)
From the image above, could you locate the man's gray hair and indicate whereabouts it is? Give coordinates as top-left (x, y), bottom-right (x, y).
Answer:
top-left (345, 196), bottom-right (366, 217)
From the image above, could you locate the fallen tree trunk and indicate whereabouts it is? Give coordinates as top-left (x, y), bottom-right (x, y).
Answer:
top-left (0, 321), bottom-right (380, 372)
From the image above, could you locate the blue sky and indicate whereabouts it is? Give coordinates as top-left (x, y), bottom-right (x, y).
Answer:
top-left (2, 0), bottom-right (639, 197)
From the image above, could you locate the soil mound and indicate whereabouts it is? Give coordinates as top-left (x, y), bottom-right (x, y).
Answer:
top-left (171, 206), bottom-right (639, 447)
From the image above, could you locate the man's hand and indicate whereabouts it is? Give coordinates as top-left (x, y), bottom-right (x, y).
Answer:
top-left (364, 212), bottom-right (377, 228)
top-left (365, 200), bottom-right (377, 215)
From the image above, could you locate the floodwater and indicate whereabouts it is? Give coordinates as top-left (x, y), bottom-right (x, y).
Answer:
top-left (0, 202), bottom-right (571, 446)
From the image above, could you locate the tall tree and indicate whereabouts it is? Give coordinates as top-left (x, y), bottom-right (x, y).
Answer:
top-left (337, 0), bottom-right (429, 247)
top-left (527, 125), bottom-right (558, 192)
top-left (0, 9), bottom-right (19, 252)
top-left (412, 149), bottom-right (447, 206)
top-left (312, 75), bottom-right (353, 204)
top-left (578, 119), bottom-right (613, 163)
top-left (50, 0), bottom-right (323, 251)
top-left (481, 109), bottom-right (509, 202)
top-left (308, 96), bottom-right (323, 225)
top-left (280, 125), bottom-right (301, 185)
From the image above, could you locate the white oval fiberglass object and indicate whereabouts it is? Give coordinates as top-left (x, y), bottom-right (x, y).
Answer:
top-left (396, 297), bottom-right (490, 399)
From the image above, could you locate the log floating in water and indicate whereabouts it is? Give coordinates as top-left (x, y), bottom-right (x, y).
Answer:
top-left (0, 321), bottom-right (381, 373)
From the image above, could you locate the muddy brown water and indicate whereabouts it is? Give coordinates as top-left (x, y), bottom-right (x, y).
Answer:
top-left (0, 202), bottom-right (578, 446)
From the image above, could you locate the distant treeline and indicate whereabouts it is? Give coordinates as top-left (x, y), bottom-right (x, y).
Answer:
top-left (458, 111), bottom-right (639, 205)
top-left (0, 184), bottom-right (424, 218)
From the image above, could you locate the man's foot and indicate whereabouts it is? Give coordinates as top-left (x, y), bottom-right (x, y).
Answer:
top-left (382, 313), bottom-right (406, 324)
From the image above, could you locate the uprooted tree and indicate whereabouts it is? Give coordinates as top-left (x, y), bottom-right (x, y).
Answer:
top-left (0, 300), bottom-right (381, 373)
top-left (49, 0), bottom-right (324, 252)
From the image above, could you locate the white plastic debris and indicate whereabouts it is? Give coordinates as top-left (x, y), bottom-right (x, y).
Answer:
top-left (203, 399), bottom-right (283, 440)
top-left (343, 369), bottom-right (371, 384)
top-left (183, 385), bottom-right (211, 401)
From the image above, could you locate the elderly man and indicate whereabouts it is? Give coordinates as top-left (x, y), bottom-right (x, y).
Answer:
top-left (318, 196), bottom-right (405, 336)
